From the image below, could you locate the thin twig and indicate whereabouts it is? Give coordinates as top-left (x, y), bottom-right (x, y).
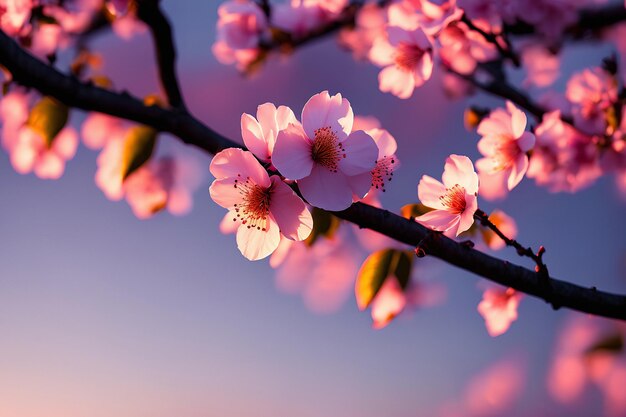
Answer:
top-left (136, 0), bottom-right (187, 110)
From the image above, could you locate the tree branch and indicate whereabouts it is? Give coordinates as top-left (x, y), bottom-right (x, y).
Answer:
top-left (135, 0), bottom-right (187, 110)
top-left (0, 30), bottom-right (624, 321)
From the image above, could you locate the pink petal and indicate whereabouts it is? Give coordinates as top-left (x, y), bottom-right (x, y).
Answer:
top-left (371, 276), bottom-right (407, 329)
top-left (275, 105), bottom-right (298, 131)
top-left (507, 101), bottom-right (527, 138)
top-left (338, 130), bottom-right (378, 176)
top-left (442, 154), bottom-right (478, 194)
top-left (457, 194), bottom-right (478, 235)
top-left (298, 164), bottom-right (353, 211)
top-left (209, 148), bottom-right (270, 187)
top-left (387, 26), bottom-right (413, 46)
top-left (369, 128), bottom-right (397, 158)
top-left (219, 210), bottom-right (239, 235)
top-left (417, 175), bottom-right (446, 209)
top-left (272, 123), bottom-right (314, 180)
top-left (517, 131), bottom-right (535, 152)
top-left (348, 171), bottom-right (373, 200)
top-left (301, 91), bottom-right (353, 140)
top-left (507, 155), bottom-right (529, 190)
top-left (415, 209), bottom-right (459, 231)
top-left (10, 142), bottom-right (37, 174)
top-left (167, 187), bottom-right (193, 216)
top-left (52, 128), bottom-right (78, 160)
top-left (379, 65), bottom-right (415, 99)
top-left (241, 112), bottom-right (269, 161)
top-left (209, 177), bottom-right (243, 209)
top-left (413, 51), bottom-right (433, 87)
top-left (368, 37), bottom-right (395, 66)
top-left (236, 217), bottom-right (281, 260)
top-left (269, 176), bottom-right (313, 241)
top-left (34, 152), bottom-right (64, 179)
top-left (256, 102), bottom-right (278, 141)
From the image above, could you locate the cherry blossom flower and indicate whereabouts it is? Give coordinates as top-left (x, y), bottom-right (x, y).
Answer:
top-left (338, 3), bottom-right (387, 59)
top-left (370, 25), bottom-right (434, 99)
top-left (0, 0), bottom-right (34, 36)
top-left (95, 131), bottom-right (205, 218)
top-left (271, 229), bottom-right (360, 313)
top-left (521, 44), bottom-right (560, 88)
top-left (0, 92), bottom-right (77, 180)
top-left (272, 91), bottom-right (378, 211)
top-left (352, 115), bottom-right (399, 193)
top-left (566, 67), bottom-right (618, 135)
top-left (209, 148), bottom-right (313, 260)
top-left (480, 209), bottom-right (517, 250)
top-left (241, 102), bottom-right (298, 164)
top-left (81, 113), bottom-right (126, 150)
top-left (438, 21), bottom-right (497, 75)
top-left (408, 0), bottom-right (463, 35)
top-left (216, 0), bottom-right (267, 50)
top-left (475, 101), bottom-right (535, 191)
top-left (527, 110), bottom-right (602, 193)
top-left (477, 287), bottom-right (522, 337)
top-left (271, 0), bottom-right (325, 38)
top-left (415, 154), bottom-right (479, 237)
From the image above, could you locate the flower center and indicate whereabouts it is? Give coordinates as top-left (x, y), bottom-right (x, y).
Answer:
top-left (233, 174), bottom-right (271, 231)
top-left (311, 126), bottom-right (346, 172)
top-left (371, 155), bottom-right (396, 192)
top-left (439, 184), bottom-right (466, 214)
top-left (394, 42), bottom-right (426, 71)
top-left (491, 138), bottom-right (521, 171)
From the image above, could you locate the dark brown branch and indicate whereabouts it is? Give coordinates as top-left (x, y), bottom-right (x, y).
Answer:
top-left (0, 30), bottom-right (625, 321)
top-left (135, 0), bottom-right (186, 110)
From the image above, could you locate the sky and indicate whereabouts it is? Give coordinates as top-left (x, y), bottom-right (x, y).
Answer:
top-left (0, 2), bottom-right (625, 417)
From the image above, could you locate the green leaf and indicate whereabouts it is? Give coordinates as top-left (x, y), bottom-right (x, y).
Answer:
top-left (400, 203), bottom-right (433, 220)
top-left (585, 333), bottom-right (624, 356)
top-left (355, 249), bottom-right (413, 310)
top-left (120, 125), bottom-right (158, 180)
top-left (305, 207), bottom-right (341, 247)
top-left (27, 96), bottom-right (69, 148)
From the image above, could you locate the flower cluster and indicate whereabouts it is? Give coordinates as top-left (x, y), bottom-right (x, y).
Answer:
top-left (209, 91), bottom-right (398, 260)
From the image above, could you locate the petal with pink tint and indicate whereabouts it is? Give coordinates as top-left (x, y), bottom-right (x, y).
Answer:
top-left (209, 148), bottom-right (270, 187)
top-left (219, 210), bottom-right (240, 235)
top-left (507, 101), bottom-right (527, 138)
top-left (339, 130), bottom-right (378, 175)
top-left (477, 287), bottom-right (522, 337)
top-left (416, 209), bottom-right (459, 231)
top-left (298, 164), bottom-right (353, 211)
top-left (269, 176), bottom-right (313, 241)
top-left (209, 177), bottom-right (242, 209)
top-left (417, 175), bottom-right (447, 209)
top-left (379, 65), bottom-right (415, 99)
top-left (369, 128), bottom-right (397, 158)
top-left (167, 187), bottom-right (193, 216)
top-left (272, 123), bottom-right (314, 180)
top-left (517, 131), bottom-right (535, 152)
top-left (348, 171), bottom-right (374, 199)
top-left (241, 112), bottom-right (269, 161)
top-left (414, 51), bottom-right (434, 86)
top-left (52, 128), bottom-right (78, 160)
top-left (507, 154), bottom-right (529, 190)
top-left (301, 91), bottom-right (354, 140)
top-left (236, 217), bottom-right (281, 260)
top-left (34, 152), bottom-right (64, 179)
top-left (371, 277), bottom-right (407, 329)
top-left (457, 194), bottom-right (477, 235)
top-left (442, 154), bottom-right (478, 194)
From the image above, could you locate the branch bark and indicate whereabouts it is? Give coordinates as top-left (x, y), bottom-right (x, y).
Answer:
top-left (0, 30), bottom-right (625, 321)
top-left (135, 0), bottom-right (187, 110)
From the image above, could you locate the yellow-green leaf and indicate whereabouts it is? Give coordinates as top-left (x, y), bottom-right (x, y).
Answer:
top-left (120, 125), bottom-right (158, 180)
top-left (356, 249), bottom-right (413, 310)
top-left (26, 96), bottom-right (69, 148)
top-left (305, 207), bottom-right (341, 247)
top-left (400, 203), bottom-right (433, 220)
